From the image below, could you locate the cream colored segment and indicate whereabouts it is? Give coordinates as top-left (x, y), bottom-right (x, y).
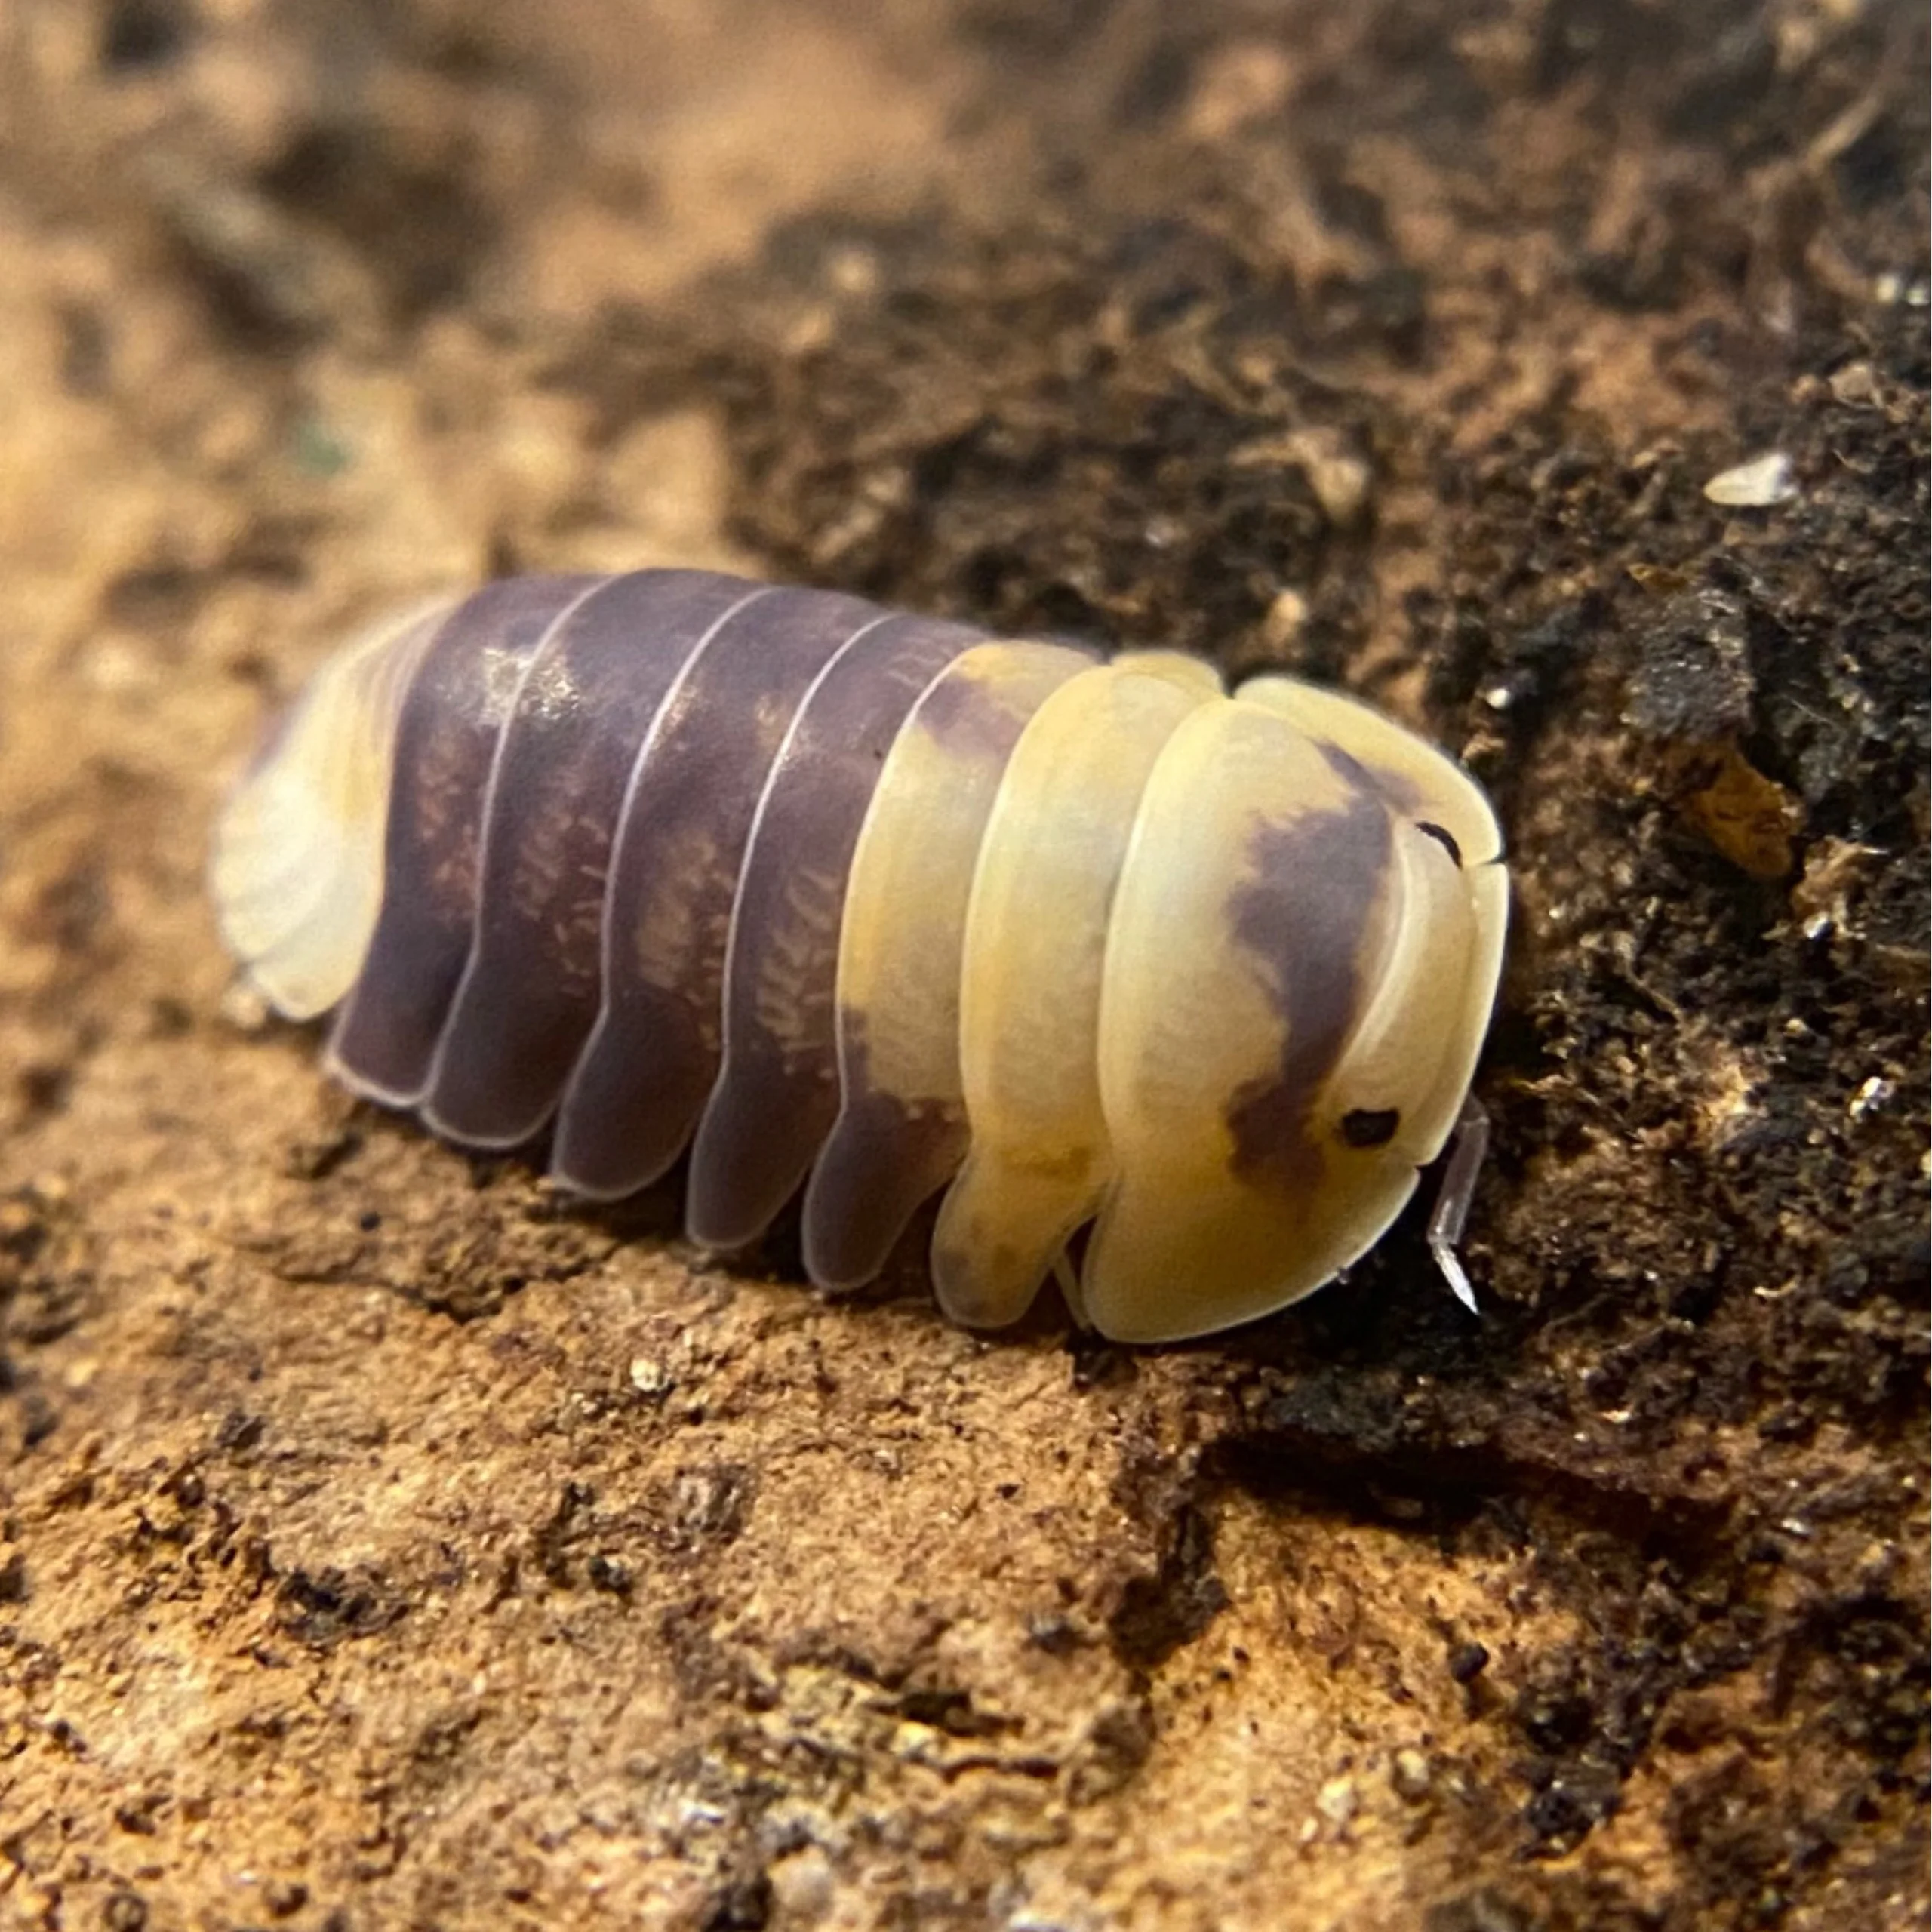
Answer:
top-left (214, 665), bottom-right (365, 981)
top-left (249, 603), bottom-right (448, 1014)
top-left (237, 615), bottom-right (438, 1017)
top-left (213, 599), bottom-right (440, 943)
top-left (1236, 674), bottom-right (1503, 866)
top-left (833, 639), bottom-right (1094, 1105)
top-left (1082, 701), bottom-right (1403, 1341)
top-left (211, 598), bottom-right (451, 1018)
top-left (958, 660), bottom-right (1220, 1146)
top-left (931, 659), bottom-right (1218, 1328)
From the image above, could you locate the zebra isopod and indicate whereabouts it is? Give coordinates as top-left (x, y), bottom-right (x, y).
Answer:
top-left (211, 568), bottom-right (1509, 1343)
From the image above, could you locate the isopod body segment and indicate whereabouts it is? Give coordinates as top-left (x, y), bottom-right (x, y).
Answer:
top-left (213, 569), bottom-right (1507, 1342)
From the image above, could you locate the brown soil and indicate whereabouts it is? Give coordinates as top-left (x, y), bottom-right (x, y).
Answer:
top-left (1, 3), bottom-right (1926, 1929)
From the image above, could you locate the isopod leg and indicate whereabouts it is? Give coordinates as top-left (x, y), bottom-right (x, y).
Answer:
top-left (1426, 1094), bottom-right (1489, 1316)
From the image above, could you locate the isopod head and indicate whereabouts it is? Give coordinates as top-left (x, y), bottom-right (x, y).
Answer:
top-left (1065, 675), bottom-right (1506, 1341)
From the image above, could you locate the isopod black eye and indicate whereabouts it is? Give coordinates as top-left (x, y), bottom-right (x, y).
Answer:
top-left (1415, 821), bottom-right (1462, 867)
top-left (1340, 1107), bottom-right (1401, 1149)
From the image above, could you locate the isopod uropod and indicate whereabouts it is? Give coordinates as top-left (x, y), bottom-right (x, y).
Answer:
top-left (212, 568), bottom-right (1508, 1342)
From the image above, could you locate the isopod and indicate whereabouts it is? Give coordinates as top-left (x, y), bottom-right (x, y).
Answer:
top-left (212, 568), bottom-right (1508, 1342)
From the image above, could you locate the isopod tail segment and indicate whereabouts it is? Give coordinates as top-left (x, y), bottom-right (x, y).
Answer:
top-left (211, 568), bottom-right (1509, 1343)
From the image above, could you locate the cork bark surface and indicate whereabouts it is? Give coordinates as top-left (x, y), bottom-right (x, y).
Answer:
top-left (1, 3), bottom-right (1926, 1928)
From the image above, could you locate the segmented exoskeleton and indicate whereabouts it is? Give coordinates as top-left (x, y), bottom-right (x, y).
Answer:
top-left (214, 569), bottom-right (1507, 1341)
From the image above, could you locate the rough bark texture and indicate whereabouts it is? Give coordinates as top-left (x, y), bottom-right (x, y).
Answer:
top-left (1, 3), bottom-right (1926, 1929)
